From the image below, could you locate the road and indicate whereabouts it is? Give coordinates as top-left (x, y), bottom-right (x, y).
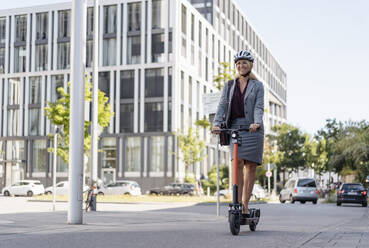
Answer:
top-left (0, 197), bottom-right (368, 248)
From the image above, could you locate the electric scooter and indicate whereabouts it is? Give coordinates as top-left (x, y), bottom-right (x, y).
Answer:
top-left (223, 128), bottom-right (261, 235)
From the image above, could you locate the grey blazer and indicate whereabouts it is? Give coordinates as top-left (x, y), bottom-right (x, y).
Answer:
top-left (213, 78), bottom-right (264, 128)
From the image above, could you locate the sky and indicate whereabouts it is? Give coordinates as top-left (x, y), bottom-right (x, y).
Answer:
top-left (1, 0), bottom-right (369, 135)
top-left (238, 0), bottom-right (369, 135)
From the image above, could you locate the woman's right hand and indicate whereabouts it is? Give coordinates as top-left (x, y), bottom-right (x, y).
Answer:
top-left (212, 126), bottom-right (221, 134)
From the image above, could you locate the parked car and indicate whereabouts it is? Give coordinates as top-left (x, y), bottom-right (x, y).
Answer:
top-left (45, 181), bottom-right (89, 195)
top-left (213, 183), bottom-right (266, 200)
top-left (2, 180), bottom-right (45, 197)
top-left (98, 180), bottom-right (141, 196)
top-left (148, 183), bottom-right (195, 195)
top-left (279, 177), bottom-right (319, 204)
top-left (337, 183), bottom-right (367, 207)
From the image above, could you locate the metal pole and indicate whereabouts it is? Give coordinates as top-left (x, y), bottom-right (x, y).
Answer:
top-left (68, 0), bottom-right (86, 224)
top-left (216, 140), bottom-right (220, 217)
top-left (273, 166), bottom-right (277, 195)
top-left (267, 163), bottom-right (270, 196)
top-left (91, 0), bottom-right (99, 184)
top-left (52, 127), bottom-right (57, 211)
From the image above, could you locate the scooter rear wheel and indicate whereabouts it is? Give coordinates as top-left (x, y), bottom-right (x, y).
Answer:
top-left (249, 221), bottom-right (256, 231)
top-left (229, 213), bottom-right (240, 235)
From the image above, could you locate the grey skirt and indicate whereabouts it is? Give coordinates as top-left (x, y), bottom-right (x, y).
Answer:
top-left (229, 118), bottom-right (264, 165)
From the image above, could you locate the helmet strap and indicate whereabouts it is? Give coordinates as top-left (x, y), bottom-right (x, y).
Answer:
top-left (240, 71), bottom-right (251, 77)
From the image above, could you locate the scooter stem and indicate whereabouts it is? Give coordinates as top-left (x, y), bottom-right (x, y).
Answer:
top-left (233, 141), bottom-right (239, 204)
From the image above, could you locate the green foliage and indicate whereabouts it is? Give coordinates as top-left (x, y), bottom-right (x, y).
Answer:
top-left (201, 165), bottom-right (229, 194)
top-left (45, 76), bottom-right (114, 164)
top-left (175, 127), bottom-right (207, 177)
top-left (195, 117), bottom-right (212, 130)
top-left (267, 123), bottom-right (307, 184)
top-left (213, 62), bottom-right (235, 90)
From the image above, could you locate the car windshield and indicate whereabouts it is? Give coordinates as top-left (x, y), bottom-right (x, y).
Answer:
top-left (342, 184), bottom-right (364, 190)
top-left (297, 179), bottom-right (316, 187)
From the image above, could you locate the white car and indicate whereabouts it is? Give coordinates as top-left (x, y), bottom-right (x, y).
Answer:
top-left (45, 181), bottom-right (89, 195)
top-left (2, 180), bottom-right (45, 197)
top-left (98, 180), bottom-right (141, 196)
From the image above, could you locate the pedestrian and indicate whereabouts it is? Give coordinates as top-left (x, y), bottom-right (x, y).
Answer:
top-left (212, 50), bottom-right (264, 215)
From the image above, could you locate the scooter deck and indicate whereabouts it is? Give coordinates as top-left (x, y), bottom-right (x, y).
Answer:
top-left (240, 215), bottom-right (259, 226)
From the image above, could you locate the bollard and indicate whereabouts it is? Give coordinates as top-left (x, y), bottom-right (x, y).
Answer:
top-left (207, 187), bottom-right (210, 197)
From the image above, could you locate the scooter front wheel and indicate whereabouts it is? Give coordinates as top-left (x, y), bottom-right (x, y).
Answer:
top-left (229, 213), bottom-right (240, 235)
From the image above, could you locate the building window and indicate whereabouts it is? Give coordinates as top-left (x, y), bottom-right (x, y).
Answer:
top-left (180, 71), bottom-right (184, 101)
top-left (7, 109), bottom-right (19, 136)
top-left (86, 7), bottom-right (94, 37)
top-left (128, 2), bottom-right (141, 32)
top-left (8, 78), bottom-right (20, 105)
top-left (15, 15), bottom-right (27, 42)
top-left (14, 46), bottom-right (26, 73)
top-left (152, 33), bottom-right (164, 63)
top-left (145, 102), bottom-right (163, 132)
top-left (150, 136), bottom-right (164, 172)
top-left (145, 68), bottom-right (163, 97)
top-left (181, 5), bottom-right (186, 34)
top-left (127, 35), bottom-right (141, 64)
top-left (103, 5), bottom-right (117, 34)
top-left (36, 12), bottom-right (48, 40)
top-left (35, 44), bottom-right (48, 71)
top-left (102, 138), bottom-right (116, 169)
top-left (58, 10), bottom-right (71, 38)
top-left (120, 104), bottom-right (134, 133)
top-left (0, 17), bottom-right (5, 44)
top-left (86, 40), bottom-right (93, 67)
top-left (120, 70), bottom-right (134, 99)
top-left (29, 108), bottom-right (40, 136)
top-left (50, 75), bottom-right (64, 102)
top-left (198, 22), bottom-right (202, 47)
top-left (0, 48), bottom-right (4, 73)
top-left (29, 77), bottom-right (41, 104)
top-left (57, 43), bottom-right (70, 69)
top-left (32, 140), bottom-right (47, 173)
top-left (126, 137), bottom-right (141, 172)
top-left (99, 71), bottom-right (110, 96)
top-left (152, 0), bottom-right (165, 29)
top-left (168, 67), bottom-right (172, 97)
top-left (103, 38), bottom-right (116, 66)
top-left (191, 14), bottom-right (194, 41)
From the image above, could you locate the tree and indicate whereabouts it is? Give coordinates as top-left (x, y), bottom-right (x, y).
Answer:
top-left (175, 127), bottom-right (207, 180)
top-left (213, 62), bottom-right (235, 90)
top-left (45, 76), bottom-right (114, 164)
top-left (267, 124), bottom-right (307, 185)
top-left (201, 165), bottom-right (229, 194)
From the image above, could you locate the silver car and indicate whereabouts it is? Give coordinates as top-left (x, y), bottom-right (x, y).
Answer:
top-left (98, 180), bottom-right (142, 196)
top-left (279, 177), bottom-right (319, 204)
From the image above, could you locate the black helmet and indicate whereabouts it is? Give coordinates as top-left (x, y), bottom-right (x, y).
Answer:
top-left (234, 50), bottom-right (254, 63)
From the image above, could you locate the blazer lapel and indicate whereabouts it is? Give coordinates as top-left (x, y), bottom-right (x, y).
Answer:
top-left (244, 79), bottom-right (255, 102)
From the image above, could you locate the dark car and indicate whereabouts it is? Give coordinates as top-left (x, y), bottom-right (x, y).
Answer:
top-left (337, 183), bottom-right (367, 207)
top-left (148, 183), bottom-right (195, 195)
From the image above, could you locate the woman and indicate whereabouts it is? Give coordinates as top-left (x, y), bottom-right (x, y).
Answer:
top-left (212, 50), bottom-right (264, 215)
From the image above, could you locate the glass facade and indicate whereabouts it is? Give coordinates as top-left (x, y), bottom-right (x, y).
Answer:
top-left (14, 46), bottom-right (26, 73)
top-left (120, 70), bottom-right (134, 99)
top-left (7, 109), bottom-right (19, 136)
top-left (152, 0), bottom-right (165, 29)
top-left (120, 104), bottom-right (134, 133)
top-left (128, 3), bottom-right (141, 32)
top-left (145, 102), bottom-right (163, 132)
top-left (152, 33), bottom-right (164, 63)
top-left (102, 138), bottom-right (116, 169)
top-left (32, 140), bottom-right (47, 173)
top-left (150, 136), bottom-right (164, 172)
top-left (0, 17), bottom-right (5, 73)
top-left (145, 68), bottom-right (163, 97)
top-left (36, 12), bottom-right (48, 40)
top-left (126, 137), bottom-right (141, 172)
top-left (103, 5), bottom-right (117, 66)
top-left (35, 44), bottom-right (48, 71)
top-left (98, 71), bottom-right (110, 96)
top-left (15, 15), bottom-right (27, 42)
top-left (50, 75), bottom-right (64, 102)
top-left (29, 77), bottom-right (41, 104)
top-left (29, 108), bottom-right (40, 135)
top-left (57, 42), bottom-right (70, 70)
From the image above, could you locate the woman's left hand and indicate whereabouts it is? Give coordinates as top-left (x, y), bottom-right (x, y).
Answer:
top-left (249, 123), bottom-right (260, 132)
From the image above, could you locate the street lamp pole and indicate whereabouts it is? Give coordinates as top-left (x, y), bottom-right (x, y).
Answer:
top-left (68, 0), bottom-right (86, 224)
top-left (52, 127), bottom-right (58, 211)
top-left (91, 0), bottom-right (99, 184)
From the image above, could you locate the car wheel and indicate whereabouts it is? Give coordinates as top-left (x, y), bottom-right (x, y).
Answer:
top-left (3, 190), bottom-right (10, 196)
top-left (98, 192), bottom-right (104, 196)
top-left (124, 192), bottom-right (131, 196)
top-left (300, 201), bottom-right (306, 204)
top-left (45, 191), bottom-right (52, 195)
top-left (290, 195), bottom-right (295, 204)
top-left (27, 191), bottom-right (33, 197)
top-left (336, 201), bottom-right (341, 206)
top-left (313, 200), bottom-right (317, 205)
top-left (362, 202), bottom-right (367, 207)
top-left (279, 194), bottom-right (286, 203)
